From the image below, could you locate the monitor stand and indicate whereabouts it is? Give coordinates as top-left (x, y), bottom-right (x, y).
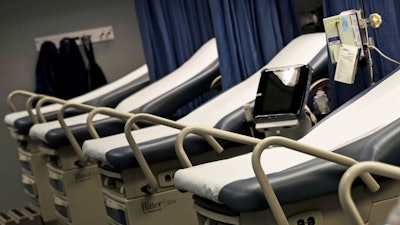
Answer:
top-left (255, 113), bottom-right (312, 140)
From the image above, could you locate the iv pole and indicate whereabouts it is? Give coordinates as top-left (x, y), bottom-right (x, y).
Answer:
top-left (358, 0), bottom-right (382, 85)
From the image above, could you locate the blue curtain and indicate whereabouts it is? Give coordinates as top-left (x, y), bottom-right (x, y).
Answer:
top-left (135, 0), bottom-right (215, 117)
top-left (135, 0), bottom-right (214, 82)
top-left (135, 0), bottom-right (301, 115)
top-left (324, 0), bottom-right (400, 108)
top-left (209, 0), bottom-right (301, 90)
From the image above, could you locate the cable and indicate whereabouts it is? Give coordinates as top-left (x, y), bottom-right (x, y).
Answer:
top-left (368, 45), bottom-right (400, 65)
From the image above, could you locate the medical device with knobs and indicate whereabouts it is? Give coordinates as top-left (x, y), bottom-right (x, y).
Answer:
top-left (323, 0), bottom-right (382, 84)
top-left (368, 13), bottom-right (382, 29)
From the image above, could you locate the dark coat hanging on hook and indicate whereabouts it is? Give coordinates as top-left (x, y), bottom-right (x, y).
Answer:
top-left (35, 41), bottom-right (59, 96)
top-left (81, 36), bottom-right (107, 90)
top-left (57, 38), bottom-right (89, 99)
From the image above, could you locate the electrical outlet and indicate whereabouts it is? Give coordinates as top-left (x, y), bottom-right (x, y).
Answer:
top-left (288, 210), bottom-right (323, 225)
top-left (157, 170), bottom-right (176, 187)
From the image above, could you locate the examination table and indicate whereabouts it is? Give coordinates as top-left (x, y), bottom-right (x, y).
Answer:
top-left (174, 66), bottom-right (400, 225)
top-left (5, 64), bottom-right (149, 136)
top-left (22, 38), bottom-right (220, 225)
top-left (3, 64), bottom-right (149, 223)
top-left (80, 33), bottom-right (328, 225)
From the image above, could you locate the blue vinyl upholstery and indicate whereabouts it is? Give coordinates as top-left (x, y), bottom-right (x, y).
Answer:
top-left (217, 118), bottom-right (400, 212)
top-left (12, 80), bottom-right (149, 135)
top-left (101, 48), bottom-right (328, 169)
top-left (42, 60), bottom-right (219, 148)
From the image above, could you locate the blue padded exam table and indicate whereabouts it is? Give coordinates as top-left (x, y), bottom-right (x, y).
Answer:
top-left (5, 64), bottom-right (149, 135)
top-left (80, 33), bottom-right (329, 225)
top-left (28, 38), bottom-right (220, 149)
top-left (174, 67), bottom-right (400, 225)
top-left (22, 38), bottom-right (221, 225)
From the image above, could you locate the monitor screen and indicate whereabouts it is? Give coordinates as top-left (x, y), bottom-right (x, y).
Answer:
top-left (253, 65), bottom-right (310, 122)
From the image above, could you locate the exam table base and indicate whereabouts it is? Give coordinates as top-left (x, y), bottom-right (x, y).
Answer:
top-left (19, 149), bottom-right (57, 224)
top-left (37, 145), bottom-right (108, 225)
top-left (99, 145), bottom-right (252, 225)
top-left (9, 130), bottom-right (58, 224)
top-left (100, 162), bottom-right (198, 225)
top-left (193, 180), bottom-right (400, 225)
top-left (46, 163), bottom-right (107, 225)
top-left (104, 188), bottom-right (197, 225)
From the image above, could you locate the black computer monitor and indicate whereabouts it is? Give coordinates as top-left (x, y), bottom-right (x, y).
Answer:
top-left (253, 64), bottom-right (310, 123)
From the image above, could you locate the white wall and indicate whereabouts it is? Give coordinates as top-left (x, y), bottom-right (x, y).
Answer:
top-left (0, 0), bottom-right (145, 210)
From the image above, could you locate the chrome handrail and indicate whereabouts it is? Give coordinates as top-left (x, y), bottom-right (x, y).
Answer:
top-left (339, 161), bottom-right (400, 225)
top-left (124, 113), bottom-right (188, 193)
top-left (124, 114), bottom-right (223, 193)
top-left (7, 90), bottom-right (38, 112)
top-left (57, 102), bottom-right (97, 165)
top-left (86, 107), bottom-right (138, 139)
top-left (175, 126), bottom-right (260, 168)
top-left (252, 136), bottom-right (380, 225)
top-left (35, 96), bottom-right (69, 123)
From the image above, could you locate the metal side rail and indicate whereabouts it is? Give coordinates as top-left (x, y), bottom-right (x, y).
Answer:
top-left (7, 90), bottom-right (40, 112)
top-left (35, 96), bottom-right (70, 123)
top-left (339, 161), bottom-right (400, 225)
top-left (86, 107), bottom-right (139, 139)
top-left (252, 136), bottom-right (380, 225)
top-left (7, 90), bottom-right (48, 123)
top-left (56, 102), bottom-right (101, 165)
top-left (58, 105), bottom-right (138, 166)
top-left (25, 95), bottom-right (48, 124)
top-left (123, 114), bottom-right (223, 193)
top-left (174, 126), bottom-right (380, 225)
top-left (175, 126), bottom-right (261, 168)
top-left (59, 105), bottom-right (139, 166)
